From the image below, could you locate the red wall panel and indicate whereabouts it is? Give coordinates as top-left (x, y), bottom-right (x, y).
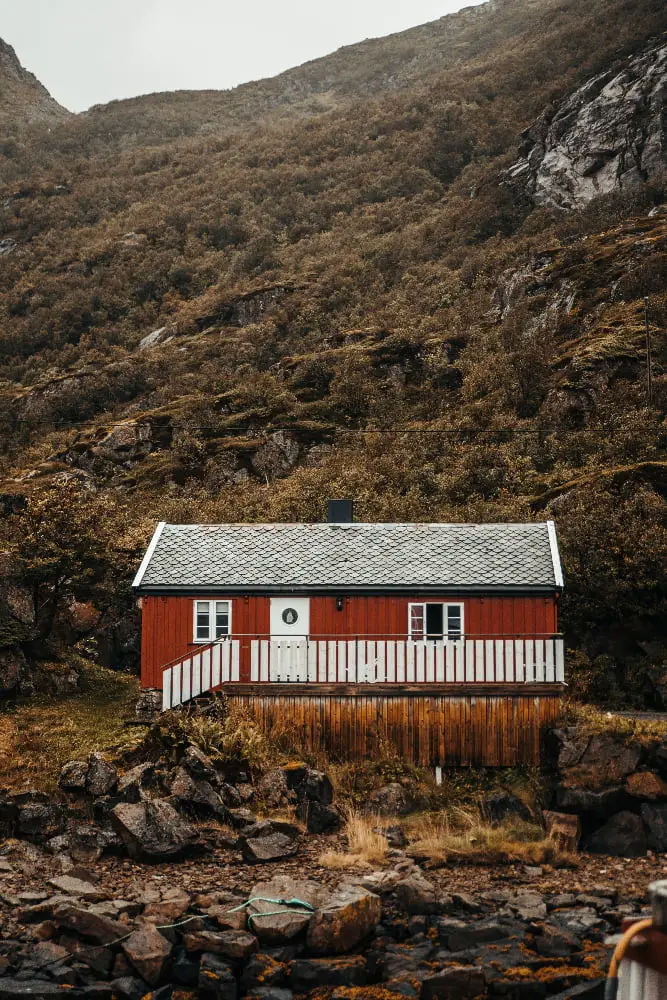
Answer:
top-left (141, 593), bottom-right (557, 688)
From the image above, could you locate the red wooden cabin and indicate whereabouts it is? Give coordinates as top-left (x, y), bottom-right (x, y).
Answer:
top-left (133, 501), bottom-right (565, 765)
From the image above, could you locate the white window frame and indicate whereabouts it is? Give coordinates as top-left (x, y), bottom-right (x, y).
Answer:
top-left (408, 602), bottom-right (464, 641)
top-left (193, 600), bottom-right (232, 643)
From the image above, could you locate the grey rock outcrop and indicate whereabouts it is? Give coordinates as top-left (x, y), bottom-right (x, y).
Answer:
top-left (110, 800), bottom-right (201, 860)
top-left (507, 39), bottom-right (667, 209)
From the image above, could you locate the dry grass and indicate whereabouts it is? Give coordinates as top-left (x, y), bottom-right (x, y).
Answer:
top-left (158, 702), bottom-right (275, 770)
top-left (562, 701), bottom-right (667, 744)
top-left (0, 661), bottom-right (141, 793)
top-left (405, 808), bottom-right (574, 867)
top-left (319, 809), bottom-right (389, 869)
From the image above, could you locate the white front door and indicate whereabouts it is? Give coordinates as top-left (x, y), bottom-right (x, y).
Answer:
top-left (270, 597), bottom-right (310, 638)
top-left (269, 598), bottom-right (310, 681)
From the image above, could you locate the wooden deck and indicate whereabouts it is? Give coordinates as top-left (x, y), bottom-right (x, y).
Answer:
top-left (225, 683), bottom-right (564, 767)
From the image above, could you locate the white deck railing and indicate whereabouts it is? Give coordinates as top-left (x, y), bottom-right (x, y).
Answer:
top-left (249, 636), bottom-right (565, 685)
top-left (161, 635), bottom-right (564, 710)
top-left (162, 639), bottom-right (240, 711)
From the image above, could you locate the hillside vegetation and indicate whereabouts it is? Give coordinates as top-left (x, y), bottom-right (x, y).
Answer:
top-left (0, 0), bottom-right (665, 706)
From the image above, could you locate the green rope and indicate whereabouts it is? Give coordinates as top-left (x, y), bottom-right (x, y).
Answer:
top-left (229, 895), bottom-right (315, 931)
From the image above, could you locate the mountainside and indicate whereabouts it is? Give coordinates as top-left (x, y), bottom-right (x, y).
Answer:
top-left (0, 0), bottom-right (665, 706)
top-left (0, 38), bottom-right (69, 129)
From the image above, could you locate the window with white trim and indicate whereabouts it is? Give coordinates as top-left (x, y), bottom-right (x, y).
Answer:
top-left (193, 600), bottom-right (231, 642)
top-left (408, 602), bottom-right (464, 640)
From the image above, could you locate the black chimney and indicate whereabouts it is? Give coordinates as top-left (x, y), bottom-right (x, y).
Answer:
top-left (327, 499), bottom-right (354, 523)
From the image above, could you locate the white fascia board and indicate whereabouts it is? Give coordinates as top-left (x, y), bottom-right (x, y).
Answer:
top-left (547, 520), bottom-right (564, 589)
top-left (132, 521), bottom-right (166, 589)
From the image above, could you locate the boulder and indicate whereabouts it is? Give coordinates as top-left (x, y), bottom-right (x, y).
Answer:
top-left (289, 956), bottom-right (368, 990)
top-left (198, 953), bottom-right (236, 1000)
top-left (247, 876), bottom-right (330, 944)
top-left (16, 798), bottom-right (66, 842)
top-left (208, 905), bottom-right (248, 931)
top-left (239, 825), bottom-right (300, 863)
top-left (116, 764), bottom-right (158, 803)
top-left (394, 872), bottom-right (440, 914)
top-left (122, 925), bottom-right (172, 986)
top-left (367, 783), bottom-right (414, 816)
top-left (143, 887), bottom-right (191, 923)
top-left (183, 929), bottom-right (258, 959)
top-left (555, 784), bottom-right (627, 819)
top-left (86, 753), bottom-right (118, 797)
top-left (584, 811), bottom-right (647, 857)
top-left (53, 904), bottom-right (127, 945)
top-left (59, 934), bottom-right (114, 975)
top-left (111, 800), bottom-right (201, 860)
top-left (508, 890), bottom-right (547, 920)
top-left (168, 766), bottom-right (226, 817)
top-left (481, 791), bottom-right (532, 825)
top-left (293, 768), bottom-right (333, 805)
top-left (47, 876), bottom-right (107, 902)
top-left (357, 870), bottom-right (402, 895)
top-left (421, 966), bottom-right (486, 999)
top-left (241, 954), bottom-right (286, 992)
top-left (257, 769), bottom-right (294, 809)
top-left (219, 783), bottom-right (242, 808)
top-left (531, 922), bottom-right (580, 957)
top-left (181, 745), bottom-right (219, 784)
top-left (59, 761), bottom-right (89, 793)
top-left (655, 743), bottom-right (667, 777)
top-left (134, 690), bottom-right (162, 724)
top-left (558, 732), bottom-right (642, 787)
top-left (299, 800), bottom-right (344, 834)
top-left (443, 919), bottom-right (515, 952)
top-left (543, 810), bottom-right (581, 852)
top-left (67, 824), bottom-right (122, 863)
top-left (110, 977), bottom-right (150, 1000)
top-left (0, 983), bottom-right (78, 998)
top-left (307, 883), bottom-right (381, 955)
top-left (641, 803), bottom-right (667, 852)
top-left (626, 771), bottom-right (667, 801)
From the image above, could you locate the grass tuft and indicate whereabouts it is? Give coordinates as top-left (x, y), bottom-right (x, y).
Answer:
top-left (319, 808), bottom-right (389, 869)
top-left (405, 808), bottom-right (574, 867)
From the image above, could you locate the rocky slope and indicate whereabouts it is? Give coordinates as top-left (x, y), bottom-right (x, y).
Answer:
top-left (0, 38), bottom-right (69, 129)
top-left (0, 726), bottom-right (666, 996)
top-left (508, 37), bottom-right (667, 209)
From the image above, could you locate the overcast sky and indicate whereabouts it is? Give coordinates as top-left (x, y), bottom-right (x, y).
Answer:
top-left (1, 0), bottom-right (485, 113)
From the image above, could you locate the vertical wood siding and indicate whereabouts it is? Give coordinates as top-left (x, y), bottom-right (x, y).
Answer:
top-left (226, 686), bottom-right (563, 766)
top-left (140, 594), bottom-right (558, 688)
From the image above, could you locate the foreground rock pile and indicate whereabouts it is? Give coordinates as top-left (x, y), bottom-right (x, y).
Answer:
top-left (0, 854), bottom-right (647, 999)
top-left (1, 750), bottom-right (342, 865)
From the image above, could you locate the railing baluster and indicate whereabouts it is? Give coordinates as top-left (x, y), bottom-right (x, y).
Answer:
top-left (545, 638), bottom-right (555, 683)
top-left (162, 668), bottom-right (172, 711)
top-left (556, 637), bottom-right (565, 683)
top-left (231, 639), bottom-right (240, 681)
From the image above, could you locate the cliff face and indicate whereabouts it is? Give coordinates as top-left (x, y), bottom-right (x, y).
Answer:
top-left (508, 37), bottom-right (667, 209)
top-left (0, 37), bottom-right (70, 127)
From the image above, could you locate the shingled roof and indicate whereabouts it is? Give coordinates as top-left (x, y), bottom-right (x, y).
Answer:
top-left (133, 521), bottom-right (563, 594)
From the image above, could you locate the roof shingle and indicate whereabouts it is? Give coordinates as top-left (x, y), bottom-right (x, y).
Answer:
top-left (134, 522), bottom-right (560, 592)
